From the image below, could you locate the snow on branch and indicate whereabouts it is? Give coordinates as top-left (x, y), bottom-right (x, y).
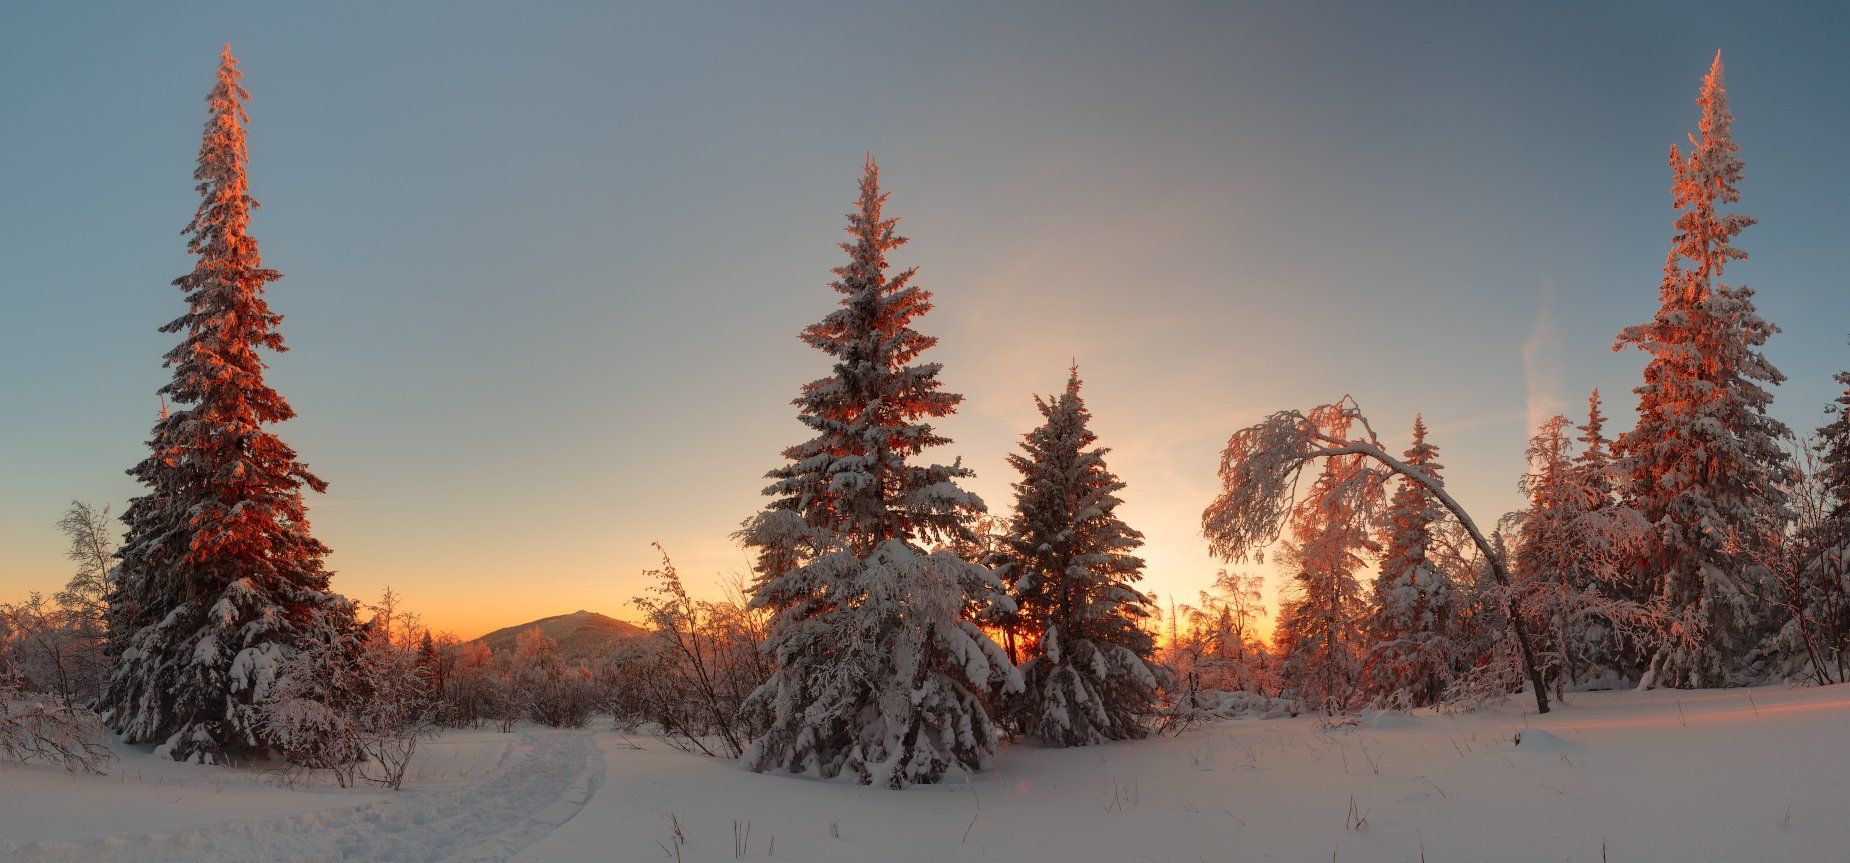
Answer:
top-left (0, 675), bottom-right (113, 775)
top-left (1203, 397), bottom-right (1413, 562)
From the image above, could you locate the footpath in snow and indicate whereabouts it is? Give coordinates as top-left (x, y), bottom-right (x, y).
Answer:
top-left (0, 728), bottom-right (602, 863)
top-left (2, 685), bottom-right (1847, 862)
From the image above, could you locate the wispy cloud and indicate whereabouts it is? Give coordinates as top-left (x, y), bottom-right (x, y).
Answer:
top-left (1521, 279), bottom-right (1565, 437)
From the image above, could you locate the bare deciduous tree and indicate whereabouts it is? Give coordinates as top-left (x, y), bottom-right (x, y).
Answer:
top-left (621, 547), bottom-right (771, 757)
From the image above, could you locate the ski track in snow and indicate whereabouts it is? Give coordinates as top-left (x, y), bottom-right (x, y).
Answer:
top-left (1, 729), bottom-right (604, 863)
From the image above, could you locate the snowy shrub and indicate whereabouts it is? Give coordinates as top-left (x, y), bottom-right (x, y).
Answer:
top-left (0, 593), bottom-right (109, 713)
top-left (0, 658), bottom-right (112, 775)
top-left (1159, 690), bottom-right (1299, 732)
top-left (1760, 435), bottom-right (1850, 685)
top-left (2, 514), bottom-right (115, 774)
top-left (436, 640), bottom-right (501, 729)
top-left (1160, 573), bottom-right (1284, 732)
top-left (509, 628), bottom-right (597, 729)
top-left (262, 601), bottom-right (366, 786)
top-left (261, 591), bottom-right (439, 789)
top-left (620, 550), bottom-right (770, 757)
top-left (1174, 572), bottom-right (1276, 698)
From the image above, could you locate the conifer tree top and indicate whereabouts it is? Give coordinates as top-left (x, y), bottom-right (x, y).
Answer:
top-left (758, 155), bottom-right (977, 551)
top-left (162, 44), bottom-right (304, 436)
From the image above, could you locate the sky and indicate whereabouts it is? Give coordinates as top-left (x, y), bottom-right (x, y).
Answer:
top-left (2, 2), bottom-right (1847, 641)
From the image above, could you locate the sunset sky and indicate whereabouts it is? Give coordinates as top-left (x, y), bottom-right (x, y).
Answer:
top-left (3, 3), bottom-right (1847, 640)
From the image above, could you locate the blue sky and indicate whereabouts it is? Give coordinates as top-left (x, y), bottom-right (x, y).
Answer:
top-left (2, 2), bottom-right (1846, 636)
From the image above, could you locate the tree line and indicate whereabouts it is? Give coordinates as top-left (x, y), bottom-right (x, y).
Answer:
top-left (2, 49), bottom-right (1845, 792)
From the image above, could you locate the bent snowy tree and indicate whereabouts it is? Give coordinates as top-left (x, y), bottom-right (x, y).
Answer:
top-left (1201, 397), bottom-right (1551, 714)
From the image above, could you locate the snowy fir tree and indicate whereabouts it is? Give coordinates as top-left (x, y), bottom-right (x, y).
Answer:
top-left (736, 156), bottom-right (1019, 788)
top-left (1512, 409), bottom-right (1653, 694)
top-left (1614, 52), bottom-right (1793, 689)
top-left (105, 47), bottom-right (343, 762)
top-left (1568, 390), bottom-right (1651, 680)
top-left (1275, 451), bottom-right (1376, 714)
top-left (1364, 415), bottom-right (1458, 708)
top-left (996, 367), bottom-right (1159, 746)
top-left (1515, 415), bottom-right (1591, 696)
top-left (1572, 391), bottom-right (1617, 517)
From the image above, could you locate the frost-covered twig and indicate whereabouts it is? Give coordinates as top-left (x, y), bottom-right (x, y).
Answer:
top-left (0, 673), bottom-right (113, 774)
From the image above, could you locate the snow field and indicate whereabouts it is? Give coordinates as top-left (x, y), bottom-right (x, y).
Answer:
top-left (523, 685), bottom-right (1850, 863)
top-left (2, 685), bottom-right (1846, 862)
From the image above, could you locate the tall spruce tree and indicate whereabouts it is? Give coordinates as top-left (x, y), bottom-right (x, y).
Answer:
top-left (1614, 53), bottom-right (1793, 689)
top-left (737, 157), bottom-right (1019, 788)
top-left (106, 47), bottom-right (340, 762)
top-left (1620, 53), bottom-right (1790, 688)
top-left (998, 367), bottom-right (1158, 746)
top-left (1364, 416), bottom-right (1457, 708)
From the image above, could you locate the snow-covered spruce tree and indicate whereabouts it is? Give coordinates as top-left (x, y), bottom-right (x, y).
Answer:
top-left (1512, 410), bottom-right (1655, 695)
top-left (105, 47), bottom-right (342, 762)
top-left (1567, 391), bottom-right (1654, 682)
top-left (736, 156), bottom-right (1019, 788)
top-left (1364, 415), bottom-right (1458, 709)
top-left (1573, 389), bottom-right (1646, 609)
top-left (1614, 52), bottom-right (1793, 689)
top-left (997, 367), bottom-right (1158, 746)
top-left (1275, 449), bottom-right (1377, 715)
top-left (1514, 415), bottom-right (1588, 697)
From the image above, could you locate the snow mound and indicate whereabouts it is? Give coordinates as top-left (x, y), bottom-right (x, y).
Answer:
top-left (1510, 729), bottom-right (1577, 753)
top-left (1361, 709), bottom-right (1416, 729)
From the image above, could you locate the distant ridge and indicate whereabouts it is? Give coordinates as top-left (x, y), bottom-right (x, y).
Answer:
top-left (473, 610), bottom-right (648, 661)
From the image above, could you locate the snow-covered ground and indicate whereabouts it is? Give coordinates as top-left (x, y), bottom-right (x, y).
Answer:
top-left (3, 685), bottom-right (1847, 862)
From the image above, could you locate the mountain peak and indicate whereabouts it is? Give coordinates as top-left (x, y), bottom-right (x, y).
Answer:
top-left (473, 609), bottom-right (648, 661)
